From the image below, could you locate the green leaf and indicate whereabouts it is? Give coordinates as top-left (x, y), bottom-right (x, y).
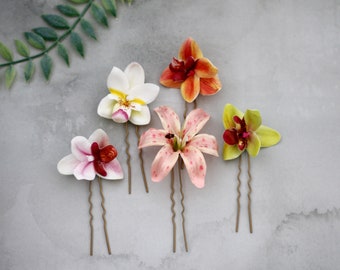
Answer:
top-left (80, 19), bottom-right (97, 40)
top-left (67, 0), bottom-right (89, 4)
top-left (40, 54), bottom-right (53, 81)
top-left (24, 60), bottom-right (35, 82)
top-left (57, 5), bottom-right (80, 17)
top-left (33, 27), bottom-right (58, 41)
top-left (57, 43), bottom-right (69, 66)
top-left (5, 65), bottom-right (16, 89)
top-left (14, 40), bottom-right (30, 57)
top-left (101, 0), bottom-right (117, 17)
top-left (41, 14), bottom-right (70, 30)
top-left (91, 3), bottom-right (108, 27)
top-left (24, 32), bottom-right (46, 50)
top-left (70, 32), bottom-right (84, 57)
top-left (0, 42), bottom-right (13, 61)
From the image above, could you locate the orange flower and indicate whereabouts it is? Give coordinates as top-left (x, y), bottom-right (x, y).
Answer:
top-left (160, 37), bottom-right (222, 103)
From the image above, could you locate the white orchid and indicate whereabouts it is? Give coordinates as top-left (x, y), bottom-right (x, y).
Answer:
top-left (97, 62), bottom-right (160, 125)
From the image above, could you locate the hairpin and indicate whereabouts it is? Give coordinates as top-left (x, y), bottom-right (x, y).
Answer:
top-left (57, 129), bottom-right (123, 255)
top-left (222, 104), bottom-right (281, 233)
top-left (97, 62), bottom-right (160, 194)
top-left (139, 106), bottom-right (218, 252)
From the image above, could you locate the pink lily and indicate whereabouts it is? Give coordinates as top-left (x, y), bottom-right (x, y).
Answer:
top-left (138, 106), bottom-right (218, 188)
top-left (57, 129), bottom-right (124, 180)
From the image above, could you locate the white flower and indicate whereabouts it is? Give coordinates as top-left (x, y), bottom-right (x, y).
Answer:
top-left (97, 62), bottom-right (160, 125)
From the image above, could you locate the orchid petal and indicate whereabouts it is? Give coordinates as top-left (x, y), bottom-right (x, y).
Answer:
top-left (159, 67), bottom-right (183, 88)
top-left (222, 103), bottom-right (243, 129)
top-left (57, 154), bottom-right (79, 175)
top-left (139, 128), bottom-right (168, 148)
top-left (107, 66), bottom-right (129, 93)
top-left (188, 134), bottom-right (218, 156)
top-left (124, 62), bottom-right (145, 89)
top-left (200, 76), bottom-right (222, 95)
top-left (154, 106), bottom-right (181, 134)
top-left (180, 75), bottom-right (200, 103)
top-left (246, 132), bottom-right (261, 157)
top-left (223, 143), bottom-right (243, 160)
top-left (101, 159), bottom-right (124, 180)
top-left (180, 146), bottom-right (207, 188)
top-left (71, 136), bottom-right (92, 161)
top-left (195, 57), bottom-right (218, 78)
top-left (129, 83), bottom-right (160, 104)
top-left (256, 125), bottom-right (281, 147)
top-left (112, 104), bottom-right (131, 123)
top-left (97, 95), bottom-right (116, 119)
top-left (183, 108), bottom-right (210, 141)
top-left (179, 37), bottom-right (203, 60)
top-left (88, 129), bottom-right (109, 148)
top-left (244, 109), bottom-right (262, 131)
top-left (151, 145), bottom-right (179, 182)
top-left (129, 105), bottom-right (151, 125)
top-left (74, 161), bottom-right (96, 180)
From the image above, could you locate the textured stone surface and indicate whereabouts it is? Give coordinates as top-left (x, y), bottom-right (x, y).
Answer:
top-left (1, 0), bottom-right (340, 269)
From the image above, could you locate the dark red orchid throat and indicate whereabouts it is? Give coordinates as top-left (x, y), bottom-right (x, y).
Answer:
top-left (223, 116), bottom-right (251, 151)
top-left (169, 56), bottom-right (197, 82)
top-left (91, 142), bottom-right (118, 176)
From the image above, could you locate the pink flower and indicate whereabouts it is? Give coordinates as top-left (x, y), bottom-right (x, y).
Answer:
top-left (138, 106), bottom-right (218, 188)
top-left (57, 129), bottom-right (124, 180)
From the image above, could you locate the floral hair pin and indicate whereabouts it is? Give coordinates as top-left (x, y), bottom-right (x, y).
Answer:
top-left (57, 129), bottom-right (124, 255)
top-left (139, 106), bottom-right (218, 252)
top-left (222, 104), bottom-right (281, 233)
top-left (98, 62), bottom-right (160, 194)
top-left (160, 37), bottom-right (222, 117)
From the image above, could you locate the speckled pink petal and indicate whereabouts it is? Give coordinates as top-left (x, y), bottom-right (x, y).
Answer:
top-left (180, 145), bottom-right (207, 188)
top-left (71, 136), bottom-right (92, 161)
top-left (138, 128), bottom-right (168, 148)
top-left (88, 129), bottom-right (109, 148)
top-left (151, 144), bottom-right (179, 182)
top-left (101, 159), bottom-right (124, 180)
top-left (188, 134), bottom-right (218, 156)
top-left (57, 154), bottom-right (80, 175)
top-left (154, 106), bottom-right (181, 134)
top-left (73, 161), bottom-right (96, 180)
top-left (182, 108), bottom-right (210, 141)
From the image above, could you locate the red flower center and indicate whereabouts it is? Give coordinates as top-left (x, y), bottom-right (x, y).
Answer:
top-left (169, 56), bottom-right (196, 82)
top-left (223, 116), bottom-right (251, 151)
top-left (91, 142), bottom-right (118, 176)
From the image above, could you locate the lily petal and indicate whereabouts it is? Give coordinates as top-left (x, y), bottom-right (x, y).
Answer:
top-left (183, 108), bottom-right (210, 141)
top-left (107, 66), bottom-right (129, 93)
top-left (195, 57), bottom-right (218, 78)
top-left (129, 105), bottom-right (151, 125)
top-left (159, 67), bottom-right (183, 88)
top-left (88, 129), bottom-right (109, 148)
top-left (151, 145), bottom-right (179, 182)
top-left (138, 128), bottom-right (168, 148)
top-left (223, 143), bottom-right (243, 160)
top-left (179, 37), bottom-right (203, 60)
top-left (57, 154), bottom-right (79, 175)
top-left (101, 159), bottom-right (124, 180)
top-left (244, 109), bottom-right (262, 131)
top-left (200, 76), bottom-right (222, 95)
top-left (246, 132), bottom-right (261, 157)
top-left (71, 136), bottom-right (92, 161)
top-left (124, 62), bottom-right (145, 89)
top-left (180, 146), bottom-right (207, 188)
top-left (154, 106), bottom-right (181, 134)
top-left (188, 134), bottom-right (218, 156)
top-left (129, 83), bottom-right (160, 104)
top-left (74, 161), bottom-right (96, 180)
top-left (223, 104), bottom-right (243, 129)
top-left (180, 75), bottom-right (200, 103)
top-left (97, 95), bottom-right (116, 119)
top-left (256, 125), bottom-right (281, 147)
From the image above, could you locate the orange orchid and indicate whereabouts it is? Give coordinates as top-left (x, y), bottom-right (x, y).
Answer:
top-left (160, 37), bottom-right (222, 103)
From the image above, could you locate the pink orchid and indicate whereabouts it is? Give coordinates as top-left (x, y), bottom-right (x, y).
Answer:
top-left (138, 106), bottom-right (218, 188)
top-left (57, 129), bottom-right (124, 180)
